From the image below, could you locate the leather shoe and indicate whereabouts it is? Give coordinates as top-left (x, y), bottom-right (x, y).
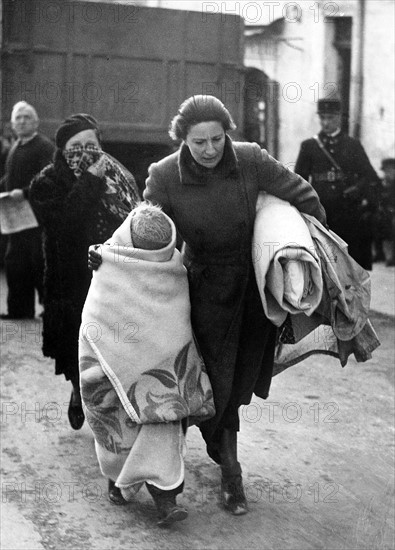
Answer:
top-left (221, 473), bottom-right (248, 515)
top-left (146, 482), bottom-right (188, 527)
top-left (67, 391), bottom-right (85, 430)
top-left (108, 479), bottom-right (127, 505)
top-left (217, 429), bottom-right (247, 514)
top-left (157, 504), bottom-right (188, 527)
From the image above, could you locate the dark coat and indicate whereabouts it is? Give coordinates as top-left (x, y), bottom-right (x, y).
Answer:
top-left (30, 153), bottom-right (139, 382)
top-left (144, 136), bottom-right (326, 451)
top-left (295, 130), bottom-right (380, 269)
top-left (0, 133), bottom-right (54, 318)
top-left (0, 133), bottom-right (54, 196)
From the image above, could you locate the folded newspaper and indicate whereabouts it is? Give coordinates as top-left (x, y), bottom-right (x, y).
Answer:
top-left (0, 192), bottom-right (39, 234)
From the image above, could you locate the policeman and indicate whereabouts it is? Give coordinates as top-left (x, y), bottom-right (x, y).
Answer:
top-left (295, 98), bottom-right (380, 270)
top-left (379, 158), bottom-right (395, 266)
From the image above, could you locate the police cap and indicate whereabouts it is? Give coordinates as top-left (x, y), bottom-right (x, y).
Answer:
top-left (317, 98), bottom-right (342, 115)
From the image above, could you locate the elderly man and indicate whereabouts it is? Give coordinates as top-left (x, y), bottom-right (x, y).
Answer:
top-left (0, 101), bottom-right (54, 319)
top-left (295, 98), bottom-right (380, 270)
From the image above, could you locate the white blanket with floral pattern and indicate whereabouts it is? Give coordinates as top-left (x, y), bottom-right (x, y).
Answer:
top-left (79, 211), bottom-right (214, 445)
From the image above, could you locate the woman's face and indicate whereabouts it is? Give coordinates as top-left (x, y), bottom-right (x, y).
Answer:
top-left (185, 121), bottom-right (225, 168)
top-left (64, 129), bottom-right (100, 151)
top-left (63, 129), bottom-right (102, 176)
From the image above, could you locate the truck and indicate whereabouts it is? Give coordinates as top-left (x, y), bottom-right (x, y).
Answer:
top-left (1, 0), bottom-right (247, 190)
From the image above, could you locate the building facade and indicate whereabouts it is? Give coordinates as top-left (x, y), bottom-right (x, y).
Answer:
top-left (2, 0), bottom-right (393, 172)
top-left (243, 0), bottom-right (395, 172)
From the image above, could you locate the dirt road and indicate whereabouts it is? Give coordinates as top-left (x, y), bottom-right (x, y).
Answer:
top-left (1, 267), bottom-right (394, 550)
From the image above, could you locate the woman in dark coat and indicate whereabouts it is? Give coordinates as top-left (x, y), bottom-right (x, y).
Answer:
top-left (30, 114), bottom-right (140, 432)
top-left (142, 95), bottom-right (327, 516)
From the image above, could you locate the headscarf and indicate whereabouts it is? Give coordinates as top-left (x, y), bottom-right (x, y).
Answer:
top-left (55, 113), bottom-right (99, 149)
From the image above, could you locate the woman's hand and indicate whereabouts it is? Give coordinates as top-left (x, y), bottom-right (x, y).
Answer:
top-left (87, 154), bottom-right (107, 178)
top-left (88, 245), bottom-right (103, 271)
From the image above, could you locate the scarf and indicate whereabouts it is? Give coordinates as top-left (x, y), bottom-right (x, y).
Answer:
top-left (63, 144), bottom-right (102, 177)
top-left (61, 146), bottom-right (139, 219)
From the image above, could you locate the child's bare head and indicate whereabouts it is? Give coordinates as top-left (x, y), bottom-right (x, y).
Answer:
top-left (130, 202), bottom-right (172, 250)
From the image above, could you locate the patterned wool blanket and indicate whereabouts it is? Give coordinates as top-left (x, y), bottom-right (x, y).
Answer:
top-left (79, 211), bottom-right (215, 458)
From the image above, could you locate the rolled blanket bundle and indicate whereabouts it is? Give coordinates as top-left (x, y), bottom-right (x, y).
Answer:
top-left (281, 259), bottom-right (313, 310)
top-left (268, 208), bottom-right (381, 373)
top-left (253, 192), bottom-right (323, 326)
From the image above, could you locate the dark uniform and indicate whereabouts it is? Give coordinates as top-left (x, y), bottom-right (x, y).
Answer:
top-left (375, 158), bottom-right (395, 266)
top-left (295, 100), bottom-right (379, 270)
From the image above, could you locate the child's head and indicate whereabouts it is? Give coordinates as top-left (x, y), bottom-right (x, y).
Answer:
top-left (130, 202), bottom-right (172, 250)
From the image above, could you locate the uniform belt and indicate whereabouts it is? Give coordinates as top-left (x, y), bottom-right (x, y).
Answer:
top-left (313, 171), bottom-right (344, 183)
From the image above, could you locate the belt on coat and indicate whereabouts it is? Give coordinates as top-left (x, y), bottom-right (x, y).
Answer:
top-left (313, 171), bottom-right (344, 183)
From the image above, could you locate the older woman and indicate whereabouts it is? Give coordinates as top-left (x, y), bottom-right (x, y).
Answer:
top-left (143, 95), bottom-right (327, 516)
top-left (30, 114), bottom-right (140, 432)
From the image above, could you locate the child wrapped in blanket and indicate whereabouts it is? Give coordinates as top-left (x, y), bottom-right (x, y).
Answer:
top-left (80, 202), bottom-right (215, 526)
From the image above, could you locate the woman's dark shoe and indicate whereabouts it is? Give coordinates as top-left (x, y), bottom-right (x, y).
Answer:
top-left (67, 390), bottom-right (85, 430)
top-left (218, 428), bottom-right (247, 515)
top-left (146, 483), bottom-right (188, 527)
top-left (157, 502), bottom-right (189, 527)
top-left (108, 479), bottom-right (127, 505)
top-left (221, 473), bottom-right (248, 516)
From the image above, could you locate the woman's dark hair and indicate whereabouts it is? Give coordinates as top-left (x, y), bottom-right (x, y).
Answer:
top-left (169, 95), bottom-right (236, 141)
